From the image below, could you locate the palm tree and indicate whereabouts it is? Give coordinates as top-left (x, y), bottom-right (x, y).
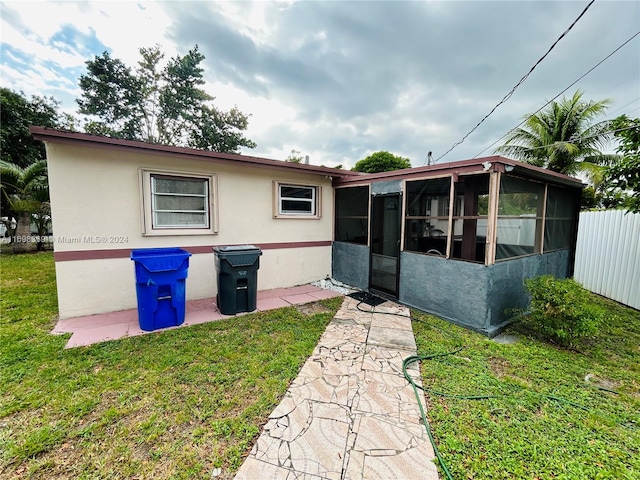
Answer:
top-left (0, 160), bottom-right (48, 253)
top-left (495, 91), bottom-right (618, 180)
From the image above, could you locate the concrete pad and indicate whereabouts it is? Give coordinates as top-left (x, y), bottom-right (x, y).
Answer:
top-left (54, 284), bottom-right (342, 348)
top-left (65, 322), bottom-right (130, 348)
top-left (185, 297), bottom-right (216, 312)
top-left (308, 289), bottom-right (343, 300)
top-left (368, 326), bottom-right (417, 351)
top-left (492, 333), bottom-right (519, 344)
top-left (371, 314), bottom-right (413, 332)
top-left (54, 309), bottom-right (135, 334)
top-left (233, 457), bottom-right (294, 480)
top-left (257, 297), bottom-right (291, 311)
top-left (183, 309), bottom-right (223, 326)
top-left (281, 293), bottom-right (318, 305)
top-left (288, 416), bottom-right (349, 479)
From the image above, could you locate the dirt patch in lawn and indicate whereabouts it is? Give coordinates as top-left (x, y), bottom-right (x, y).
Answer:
top-left (488, 356), bottom-right (511, 378)
top-left (296, 302), bottom-right (332, 316)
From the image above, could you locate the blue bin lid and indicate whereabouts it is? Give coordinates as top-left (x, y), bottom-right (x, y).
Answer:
top-left (131, 248), bottom-right (192, 272)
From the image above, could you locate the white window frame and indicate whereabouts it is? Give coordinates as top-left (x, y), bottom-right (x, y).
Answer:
top-left (273, 181), bottom-right (321, 219)
top-left (140, 169), bottom-right (218, 236)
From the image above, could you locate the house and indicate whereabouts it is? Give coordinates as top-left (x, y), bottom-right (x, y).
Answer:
top-left (30, 127), bottom-right (358, 320)
top-left (31, 127), bottom-right (583, 336)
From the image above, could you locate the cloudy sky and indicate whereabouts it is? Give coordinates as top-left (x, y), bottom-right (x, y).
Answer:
top-left (1, 0), bottom-right (639, 168)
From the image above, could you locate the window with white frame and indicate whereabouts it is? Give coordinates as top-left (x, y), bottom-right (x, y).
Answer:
top-left (274, 182), bottom-right (321, 218)
top-left (141, 170), bottom-right (217, 235)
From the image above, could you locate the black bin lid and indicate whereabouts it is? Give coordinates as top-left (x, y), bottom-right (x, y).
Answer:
top-left (213, 245), bottom-right (262, 256)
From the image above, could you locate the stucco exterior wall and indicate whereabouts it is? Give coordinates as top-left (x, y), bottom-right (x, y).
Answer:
top-left (45, 142), bottom-right (334, 319)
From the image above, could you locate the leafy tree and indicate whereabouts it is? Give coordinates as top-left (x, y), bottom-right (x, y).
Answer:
top-left (77, 45), bottom-right (256, 153)
top-left (601, 115), bottom-right (640, 213)
top-left (352, 151), bottom-right (411, 173)
top-left (580, 186), bottom-right (599, 210)
top-left (495, 91), bottom-right (617, 180)
top-left (286, 149), bottom-right (304, 163)
top-left (0, 88), bottom-right (64, 168)
top-left (0, 160), bottom-right (49, 253)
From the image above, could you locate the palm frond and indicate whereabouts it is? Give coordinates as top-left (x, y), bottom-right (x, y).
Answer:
top-left (493, 90), bottom-right (613, 176)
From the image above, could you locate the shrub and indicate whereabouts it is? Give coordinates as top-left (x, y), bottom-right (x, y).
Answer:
top-left (522, 275), bottom-right (605, 347)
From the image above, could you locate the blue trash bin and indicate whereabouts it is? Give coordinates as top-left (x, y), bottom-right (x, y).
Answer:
top-left (131, 248), bottom-right (192, 331)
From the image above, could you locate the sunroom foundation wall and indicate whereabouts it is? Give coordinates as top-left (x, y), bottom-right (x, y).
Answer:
top-left (332, 242), bottom-right (369, 290)
top-left (400, 249), bottom-right (572, 336)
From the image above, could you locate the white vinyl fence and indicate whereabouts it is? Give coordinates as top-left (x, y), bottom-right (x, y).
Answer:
top-left (574, 210), bottom-right (640, 310)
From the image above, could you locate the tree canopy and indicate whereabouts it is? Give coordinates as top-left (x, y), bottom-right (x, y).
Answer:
top-left (0, 88), bottom-right (60, 246)
top-left (601, 115), bottom-right (640, 213)
top-left (0, 159), bottom-right (49, 253)
top-left (77, 45), bottom-right (256, 153)
top-left (286, 149), bottom-right (304, 163)
top-left (0, 88), bottom-right (65, 168)
top-left (495, 91), bottom-right (617, 179)
top-left (352, 151), bottom-right (411, 173)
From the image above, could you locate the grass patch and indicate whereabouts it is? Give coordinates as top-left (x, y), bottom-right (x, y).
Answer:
top-left (1, 251), bottom-right (341, 479)
top-left (412, 298), bottom-right (640, 479)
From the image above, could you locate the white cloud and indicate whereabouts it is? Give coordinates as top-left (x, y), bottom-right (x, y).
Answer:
top-left (1, 0), bottom-right (638, 168)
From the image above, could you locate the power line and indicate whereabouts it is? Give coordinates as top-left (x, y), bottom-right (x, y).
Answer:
top-left (607, 96), bottom-right (640, 117)
top-left (472, 30), bottom-right (640, 158)
top-left (435, 0), bottom-right (597, 163)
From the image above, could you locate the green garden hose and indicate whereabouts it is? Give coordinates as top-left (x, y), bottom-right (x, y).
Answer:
top-left (356, 297), bottom-right (593, 479)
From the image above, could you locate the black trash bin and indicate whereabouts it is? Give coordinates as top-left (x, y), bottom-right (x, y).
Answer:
top-left (213, 245), bottom-right (262, 315)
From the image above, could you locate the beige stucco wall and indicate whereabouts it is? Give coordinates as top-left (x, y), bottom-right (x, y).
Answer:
top-left (45, 142), bottom-right (335, 319)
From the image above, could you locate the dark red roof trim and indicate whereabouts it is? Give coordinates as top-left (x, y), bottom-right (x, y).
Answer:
top-left (30, 126), bottom-right (361, 178)
top-left (53, 240), bottom-right (332, 262)
top-left (31, 127), bottom-right (582, 188)
top-left (333, 156), bottom-right (583, 188)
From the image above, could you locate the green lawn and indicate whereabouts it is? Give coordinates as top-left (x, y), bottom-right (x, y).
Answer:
top-left (3, 252), bottom-right (639, 479)
top-left (0, 252), bottom-right (341, 479)
top-left (412, 296), bottom-right (640, 479)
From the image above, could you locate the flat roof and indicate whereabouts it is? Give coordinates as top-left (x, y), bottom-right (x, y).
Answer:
top-left (30, 126), bottom-right (362, 179)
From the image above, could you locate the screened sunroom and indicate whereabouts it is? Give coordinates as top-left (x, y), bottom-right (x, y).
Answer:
top-left (332, 157), bottom-right (582, 336)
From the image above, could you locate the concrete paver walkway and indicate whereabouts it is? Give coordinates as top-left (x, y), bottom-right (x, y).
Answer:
top-left (234, 295), bottom-right (439, 480)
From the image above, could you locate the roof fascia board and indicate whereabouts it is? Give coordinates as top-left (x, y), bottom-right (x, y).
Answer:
top-left (29, 126), bottom-right (360, 179)
top-left (333, 155), bottom-right (582, 188)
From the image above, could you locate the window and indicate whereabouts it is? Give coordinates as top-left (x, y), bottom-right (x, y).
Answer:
top-left (140, 170), bottom-right (217, 235)
top-left (151, 175), bottom-right (209, 228)
top-left (274, 182), bottom-right (321, 218)
top-left (404, 175), bottom-right (489, 261)
top-left (544, 186), bottom-right (578, 252)
top-left (495, 175), bottom-right (544, 260)
top-left (335, 186), bottom-right (369, 244)
top-left (405, 177), bottom-right (452, 256)
top-left (450, 175), bottom-right (490, 263)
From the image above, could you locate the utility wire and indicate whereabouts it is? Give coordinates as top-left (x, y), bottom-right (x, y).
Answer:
top-left (607, 96), bottom-right (640, 118)
top-left (435, 0), bottom-right (597, 163)
top-left (473, 30), bottom-right (640, 158)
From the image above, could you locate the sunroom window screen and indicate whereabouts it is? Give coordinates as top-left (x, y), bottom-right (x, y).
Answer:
top-left (335, 186), bottom-right (368, 244)
top-left (151, 175), bottom-right (209, 228)
top-left (404, 177), bottom-right (451, 256)
top-left (495, 175), bottom-right (543, 260)
top-left (544, 186), bottom-right (577, 251)
top-left (280, 185), bottom-right (315, 214)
